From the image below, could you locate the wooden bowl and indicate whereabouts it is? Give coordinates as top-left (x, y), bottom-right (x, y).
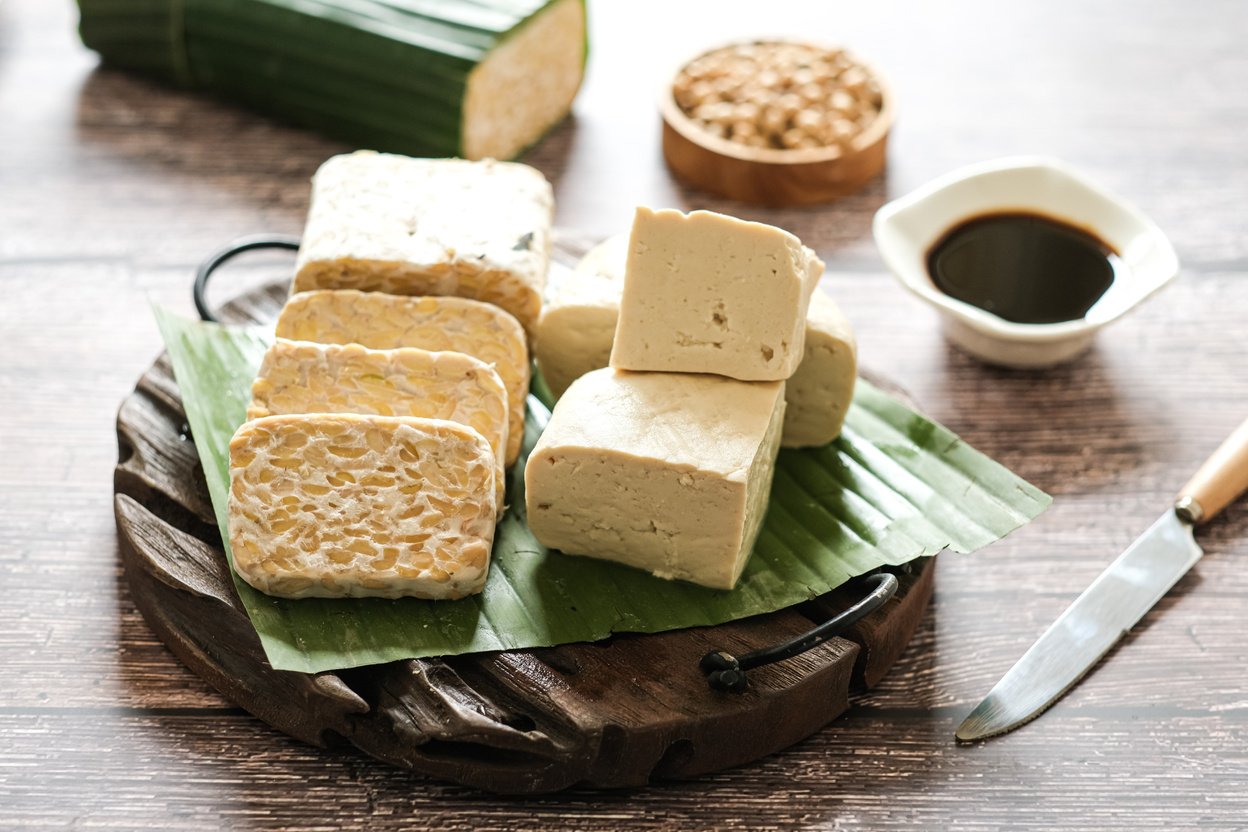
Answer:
top-left (660, 45), bottom-right (896, 207)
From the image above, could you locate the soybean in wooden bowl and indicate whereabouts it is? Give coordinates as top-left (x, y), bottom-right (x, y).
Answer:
top-left (661, 40), bottom-right (895, 207)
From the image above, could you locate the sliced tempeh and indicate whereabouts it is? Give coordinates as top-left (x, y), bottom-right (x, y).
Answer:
top-left (248, 339), bottom-right (509, 512)
top-left (276, 290), bottom-right (528, 465)
top-left (228, 413), bottom-right (497, 600)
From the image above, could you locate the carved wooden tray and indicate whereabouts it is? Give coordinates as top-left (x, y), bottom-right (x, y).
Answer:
top-left (113, 275), bottom-right (935, 794)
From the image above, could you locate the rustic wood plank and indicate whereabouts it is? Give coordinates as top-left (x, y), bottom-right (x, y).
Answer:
top-left (3, 710), bottom-right (1246, 831)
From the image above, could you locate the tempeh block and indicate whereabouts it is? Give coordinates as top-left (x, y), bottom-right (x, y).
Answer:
top-left (276, 290), bottom-right (529, 466)
top-left (228, 414), bottom-right (497, 600)
top-left (248, 339), bottom-right (509, 511)
top-left (292, 152), bottom-right (553, 337)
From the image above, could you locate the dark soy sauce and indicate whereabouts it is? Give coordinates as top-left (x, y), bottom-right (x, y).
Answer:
top-left (926, 212), bottom-right (1124, 324)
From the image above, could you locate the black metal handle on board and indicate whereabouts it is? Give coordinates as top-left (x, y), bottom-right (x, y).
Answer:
top-left (193, 235), bottom-right (301, 323)
top-left (701, 571), bottom-right (900, 693)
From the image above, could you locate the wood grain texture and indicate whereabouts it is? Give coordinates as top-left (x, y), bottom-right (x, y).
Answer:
top-left (3, 0), bottom-right (1248, 827)
top-left (113, 276), bottom-right (934, 793)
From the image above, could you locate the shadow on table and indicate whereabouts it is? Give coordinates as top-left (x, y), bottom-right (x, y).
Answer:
top-left (73, 64), bottom-right (331, 197)
top-left (73, 63), bottom-right (581, 204)
top-left (924, 337), bottom-right (1152, 497)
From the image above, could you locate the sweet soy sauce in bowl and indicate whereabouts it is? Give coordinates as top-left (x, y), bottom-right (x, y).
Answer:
top-left (926, 212), bottom-right (1124, 325)
top-left (874, 157), bottom-right (1181, 368)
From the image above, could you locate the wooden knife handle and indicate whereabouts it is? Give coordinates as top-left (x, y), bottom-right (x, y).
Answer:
top-left (1176, 417), bottom-right (1248, 524)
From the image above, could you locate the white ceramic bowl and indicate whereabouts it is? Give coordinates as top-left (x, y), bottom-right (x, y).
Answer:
top-left (872, 156), bottom-right (1180, 368)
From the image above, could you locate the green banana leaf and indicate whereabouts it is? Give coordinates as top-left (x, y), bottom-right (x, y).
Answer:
top-left (77, 0), bottom-right (589, 159)
top-left (154, 306), bottom-right (1050, 674)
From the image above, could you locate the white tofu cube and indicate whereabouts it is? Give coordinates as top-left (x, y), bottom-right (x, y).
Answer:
top-left (781, 289), bottom-right (858, 447)
top-left (538, 233), bottom-right (857, 446)
top-left (609, 208), bottom-right (824, 381)
top-left (525, 368), bottom-right (785, 590)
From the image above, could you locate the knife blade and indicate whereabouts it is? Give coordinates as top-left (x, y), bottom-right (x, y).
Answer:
top-left (955, 510), bottom-right (1200, 741)
top-left (957, 416), bottom-right (1248, 742)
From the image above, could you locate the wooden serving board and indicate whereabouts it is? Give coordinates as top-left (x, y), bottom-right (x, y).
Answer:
top-left (112, 253), bottom-right (935, 794)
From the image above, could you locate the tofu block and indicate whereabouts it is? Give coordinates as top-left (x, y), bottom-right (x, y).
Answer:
top-left (525, 369), bottom-right (785, 590)
top-left (534, 235), bottom-right (627, 398)
top-left (538, 233), bottom-right (858, 444)
top-left (292, 152), bottom-right (554, 337)
top-left (609, 208), bottom-right (824, 381)
top-left (782, 290), bottom-right (858, 448)
top-left (248, 339), bottom-right (509, 512)
top-left (275, 290), bottom-right (529, 466)
top-left (228, 414), bottom-right (496, 600)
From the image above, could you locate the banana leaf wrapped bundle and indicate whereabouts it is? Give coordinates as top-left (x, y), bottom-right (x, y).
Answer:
top-left (76, 0), bottom-right (588, 159)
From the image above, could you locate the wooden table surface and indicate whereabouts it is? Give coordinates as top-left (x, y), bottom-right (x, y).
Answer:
top-left (3, 0), bottom-right (1247, 829)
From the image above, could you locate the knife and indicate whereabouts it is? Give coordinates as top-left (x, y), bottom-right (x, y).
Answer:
top-left (956, 416), bottom-right (1248, 742)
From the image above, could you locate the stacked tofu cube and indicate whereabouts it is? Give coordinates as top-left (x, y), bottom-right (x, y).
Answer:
top-left (226, 151), bottom-right (552, 601)
top-left (536, 232), bottom-right (857, 447)
top-left (526, 207), bottom-right (845, 590)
